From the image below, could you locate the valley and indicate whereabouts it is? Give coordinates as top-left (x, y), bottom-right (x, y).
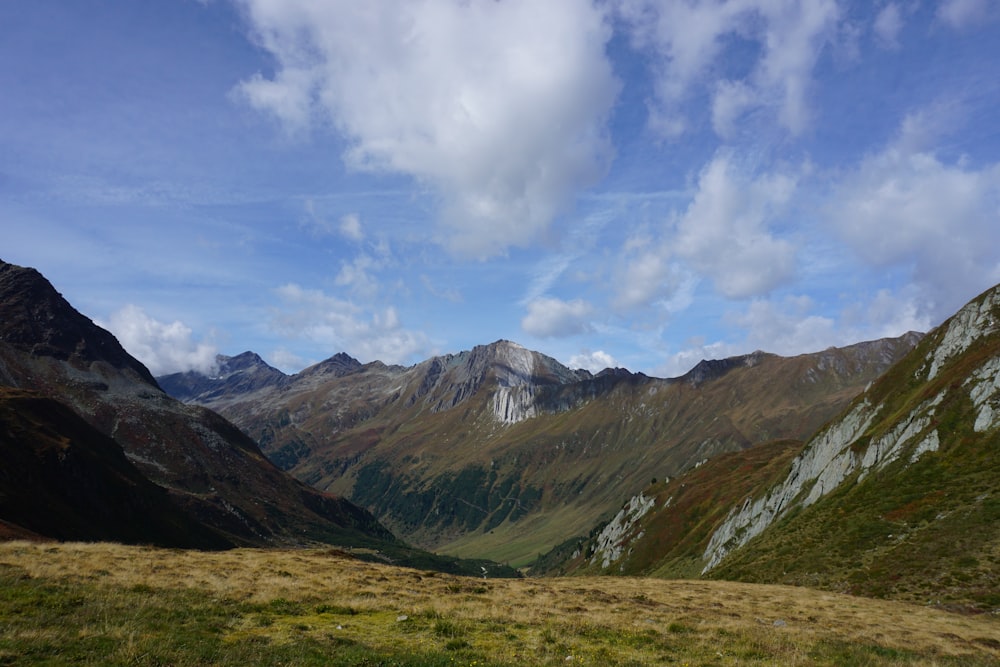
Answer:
top-left (161, 336), bottom-right (920, 566)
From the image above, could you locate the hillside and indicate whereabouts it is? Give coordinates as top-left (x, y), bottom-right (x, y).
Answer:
top-left (0, 259), bottom-right (516, 576)
top-left (1, 541), bottom-right (997, 665)
top-left (539, 283), bottom-right (1000, 612)
top-left (162, 333), bottom-right (920, 566)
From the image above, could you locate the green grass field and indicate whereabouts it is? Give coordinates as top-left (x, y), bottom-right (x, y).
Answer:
top-left (1, 542), bottom-right (997, 666)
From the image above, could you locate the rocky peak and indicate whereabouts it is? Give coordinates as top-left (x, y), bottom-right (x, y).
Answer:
top-left (215, 351), bottom-right (272, 377)
top-left (297, 352), bottom-right (363, 379)
top-left (0, 259), bottom-right (158, 387)
top-left (680, 351), bottom-right (772, 387)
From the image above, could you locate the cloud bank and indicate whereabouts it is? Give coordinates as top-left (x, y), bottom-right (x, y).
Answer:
top-left (235, 0), bottom-right (620, 258)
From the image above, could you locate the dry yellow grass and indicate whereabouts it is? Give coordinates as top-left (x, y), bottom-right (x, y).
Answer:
top-left (1, 541), bottom-right (997, 665)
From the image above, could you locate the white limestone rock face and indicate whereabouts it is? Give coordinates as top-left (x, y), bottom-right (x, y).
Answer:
top-left (488, 341), bottom-right (539, 424)
top-left (926, 289), bottom-right (1000, 380)
top-left (857, 392), bottom-right (944, 482)
top-left (966, 355), bottom-right (1000, 433)
top-left (590, 493), bottom-right (656, 570)
top-left (701, 400), bottom-right (875, 571)
top-left (491, 385), bottom-right (538, 424)
top-left (702, 390), bottom-right (946, 572)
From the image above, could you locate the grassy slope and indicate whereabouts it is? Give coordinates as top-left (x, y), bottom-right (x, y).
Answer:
top-left (708, 293), bottom-right (1000, 612)
top-left (1, 541), bottom-right (997, 666)
top-left (533, 439), bottom-right (805, 579)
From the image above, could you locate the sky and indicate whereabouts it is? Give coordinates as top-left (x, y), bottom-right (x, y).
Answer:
top-left (3, 0), bottom-right (1000, 378)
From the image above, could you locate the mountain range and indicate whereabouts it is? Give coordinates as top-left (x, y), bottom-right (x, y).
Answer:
top-left (0, 259), bottom-right (515, 576)
top-left (160, 326), bottom-right (920, 566)
top-left (7, 255), bottom-right (996, 612)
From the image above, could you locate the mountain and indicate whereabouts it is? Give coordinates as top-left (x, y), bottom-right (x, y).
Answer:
top-left (161, 333), bottom-right (921, 566)
top-left (0, 387), bottom-right (230, 548)
top-left (0, 259), bottom-right (516, 575)
top-left (539, 283), bottom-right (1000, 612)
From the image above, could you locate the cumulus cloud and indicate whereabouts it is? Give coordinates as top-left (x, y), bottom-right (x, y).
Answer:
top-left (674, 153), bottom-right (798, 299)
top-left (102, 305), bottom-right (218, 376)
top-left (730, 295), bottom-right (840, 356)
top-left (235, 0), bottom-right (620, 258)
top-left (270, 283), bottom-right (429, 364)
top-left (612, 245), bottom-right (692, 312)
top-left (829, 118), bottom-right (1000, 324)
top-left (614, 0), bottom-right (840, 136)
top-left (568, 349), bottom-right (618, 373)
top-left (521, 297), bottom-right (594, 338)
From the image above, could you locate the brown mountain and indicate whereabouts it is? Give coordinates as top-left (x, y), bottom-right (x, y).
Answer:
top-left (162, 333), bottom-right (921, 566)
top-left (0, 259), bottom-right (518, 575)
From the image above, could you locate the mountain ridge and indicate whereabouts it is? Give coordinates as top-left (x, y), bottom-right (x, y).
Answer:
top-left (161, 330), bottom-right (922, 565)
top-left (534, 282), bottom-right (1000, 611)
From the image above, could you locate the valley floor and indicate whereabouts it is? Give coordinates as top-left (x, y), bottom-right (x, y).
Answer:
top-left (0, 541), bottom-right (997, 666)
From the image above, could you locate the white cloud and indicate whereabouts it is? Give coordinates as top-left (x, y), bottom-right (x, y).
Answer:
top-left (102, 305), bottom-right (218, 376)
top-left (568, 349), bottom-right (618, 373)
top-left (521, 297), bottom-right (594, 338)
top-left (615, 0), bottom-right (841, 136)
top-left (829, 124), bottom-right (1000, 324)
top-left (612, 246), bottom-right (692, 311)
top-left (235, 0), bottom-right (620, 258)
top-left (674, 153), bottom-right (798, 299)
top-left (873, 3), bottom-right (904, 49)
top-left (339, 213), bottom-right (364, 242)
top-left (270, 283), bottom-right (429, 364)
top-left (730, 295), bottom-right (840, 356)
top-left (937, 0), bottom-right (993, 29)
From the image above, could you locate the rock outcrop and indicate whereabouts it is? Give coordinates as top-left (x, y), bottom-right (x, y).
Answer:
top-left (702, 284), bottom-right (1000, 573)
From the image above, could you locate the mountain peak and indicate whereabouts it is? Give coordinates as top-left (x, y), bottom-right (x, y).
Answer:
top-left (0, 259), bottom-right (157, 387)
top-left (297, 352), bottom-right (363, 378)
top-left (680, 351), bottom-right (773, 386)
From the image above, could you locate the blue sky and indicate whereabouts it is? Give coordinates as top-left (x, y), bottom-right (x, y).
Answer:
top-left (3, 0), bottom-right (999, 377)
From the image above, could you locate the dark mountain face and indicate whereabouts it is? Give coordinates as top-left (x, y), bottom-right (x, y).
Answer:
top-left (0, 260), bottom-right (448, 565)
top-left (158, 351), bottom-right (289, 404)
top-left (0, 387), bottom-right (231, 548)
top-left (0, 262), bottom-right (156, 386)
top-left (164, 333), bottom-right (922, 566)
